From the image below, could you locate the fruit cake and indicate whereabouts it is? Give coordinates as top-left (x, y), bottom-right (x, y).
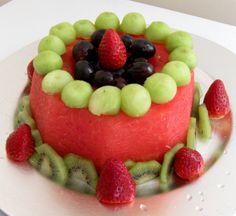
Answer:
top-left (6, 12), bottom-right (230, 204)
top-left (30, 12), bottom-right (195, 171)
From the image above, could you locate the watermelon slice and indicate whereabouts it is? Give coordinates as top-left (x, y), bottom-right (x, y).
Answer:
top-left (30, 40), bottom-right (194, 171)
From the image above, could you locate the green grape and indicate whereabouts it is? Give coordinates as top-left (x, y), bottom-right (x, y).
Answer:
top-left (145, 21), bottom-right (172, 42)
top-left (38, 35), bottom-right (66, 55)
top-left (161, 61), bottom-right (191, 86)
top-left (121, 84), bottom-right (151, 117)
top-left (169, 46), bottom-right (197, 70)
top-left (33, 51), bottom-right (63, 75)
top-left (74, 19), bottom-right (96, 38)
top-left (144, 73), bottom-right (177, 104)
top-left (166, 31), bottom-right (193, 51)
top-left (95, 12), bottom-right (120, 30)
top-left (120, 12), bottom-right (146, 35)
top-left (42, 70), bottom-right (73, 94)
top-left (50, 22), bottom-right (76, 45)
top-left (61, 80), bottom-right (93, 108)
top-left (88, 86), bottom-right (121, 116)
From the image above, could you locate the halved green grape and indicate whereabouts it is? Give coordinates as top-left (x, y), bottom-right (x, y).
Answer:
top-left (198, 103), bottom-right (212, 140)
top-left (95, 12), bottom-right (120, 30)
top-left (160, 143), bottom-right (184, 184)
top-left (49, 22), bottom-right (76, 45)
top-left (42, 70), bottom-right (73, 95)
top-left (161, 61), bottom-right (191, 86)
top-left (38, 35), bottom-right (66, 55)
top-left (145, 21), bottom-right (172, 42)
top-left (33, 51), bottom-right (63, 75)
top-left (88, 86), bottom-right (121, 116)
top-left (144, 73), bottom-right (177, 104)
top-left (169, 47), bottom-right (197, 70)
top-left (120, 12), bottom-right (146, 35)
top-left (186, 117), bottom-right (197, 150)
top-left (61, 80), bottom-right (93, 108)
top-left (74, 19), bottom-right (96, 39)
top-left (121, 84), bottom-right (151, 117)
top-left (166, 31), bottom-right (193, 51)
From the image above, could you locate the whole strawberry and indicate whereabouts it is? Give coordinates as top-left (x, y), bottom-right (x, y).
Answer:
top-left (204, 79), bottom-right (230, 119)
top-left (6, 124), bottom-right (34, 162)
top-left (96, 158), bottom-right (136, 204)
top-left (174, 148), bottom-right (204, 181)
top-left (98, 29), bottom-right (127, 70)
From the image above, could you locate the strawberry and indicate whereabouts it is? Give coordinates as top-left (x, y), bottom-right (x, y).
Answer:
top-left (6, 124), bottom-right (34, 162)
top-left (27, 60), bottom-right (34, 81)
top-left (96, 158), bottom-right (136, 204)
top-left (204, 79), bottom-right (230, 119)
top-left (174, 148), bottom-right (204, 181)
top-left (98, 29), bottom-right (127, 71)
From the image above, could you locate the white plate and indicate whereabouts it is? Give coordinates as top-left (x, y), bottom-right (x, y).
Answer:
top-left (0, 35), bottom-right (235, 216)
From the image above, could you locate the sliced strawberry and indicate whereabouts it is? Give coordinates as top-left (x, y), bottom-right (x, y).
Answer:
top-left (174, 148), bottom-right (204, 181)
top-left (27, 60), bottom-right (34, 81)
top-left (98, 29), bottom-right (127, 71)
top-left (6, 124), bottom-right (34, 162)
top-left (96, 158), bottom-right (136, 204)
top-left (204, 79), bottom-right (230, 119)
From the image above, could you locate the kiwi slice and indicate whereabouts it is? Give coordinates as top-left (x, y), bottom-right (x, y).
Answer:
top-left (31, 129), bottom-right (43, 146)
top-left (129, 160), bottom-right (161, 185)
top-left (14, 109), bottom-right (36, 129)
top-left (124, 159), bottom-right (136, 170)
top-left (15, 96), bottom-right (36, 129)
top-left (29, 144), bottom-right (68, 185)
top-left (18, 95), bottom-right (32, 115)
top-left (64, 154), bottom-right (98, 194)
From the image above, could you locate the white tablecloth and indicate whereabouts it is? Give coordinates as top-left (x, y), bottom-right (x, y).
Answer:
top-left (0, 0), bottom-right (236, 62)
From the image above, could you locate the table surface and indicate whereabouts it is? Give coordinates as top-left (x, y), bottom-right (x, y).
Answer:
top-left (0, 0), bottom-right (236, 63)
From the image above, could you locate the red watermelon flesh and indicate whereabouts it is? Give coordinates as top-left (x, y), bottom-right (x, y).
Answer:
top-left (30, 39), bottom-right (194, 171)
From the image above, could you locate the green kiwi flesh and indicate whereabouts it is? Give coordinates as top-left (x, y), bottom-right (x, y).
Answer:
top-left (129, 160), bottom-right (161, 185)
top-left (31, 129), bottom-right (43, 146)
top-left (29, 144), bottom-right (68, 185)
top-left (15, 96), bottom-right (36, 129)
top-left (124, 159), bottom-right (136, 170)
top-left (64, 154), bottom-right (98, 194)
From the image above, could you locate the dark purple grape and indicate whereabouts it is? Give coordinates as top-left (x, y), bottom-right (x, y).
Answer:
top-left (130, 39), bottom-right (156, 59)
top-left (94, 70), bottom-right (114, 87)
top-left (74, 60), bottom-right (94, 82)
top-left (126, 62), bottom-right (154, 84)
top-left (73, 41), bottom-right (96, 61)
top-left (121, 35), bottom-right (134, 51)
top-left (113, 68), bottom-right (125, 78)
top-left (89, 59), bottom-right (101, 71)
top-left (125, 57), bottom-right (148, 68)
top-left (131, 57), bottom-right (148, 63)
top-left (91, 29), bottom-right (106, 47)
top-left (115, 77), bottom-right (127, 89)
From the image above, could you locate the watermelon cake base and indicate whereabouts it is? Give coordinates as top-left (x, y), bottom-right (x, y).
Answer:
top-left (30, 39), bottom-right (194, 170)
